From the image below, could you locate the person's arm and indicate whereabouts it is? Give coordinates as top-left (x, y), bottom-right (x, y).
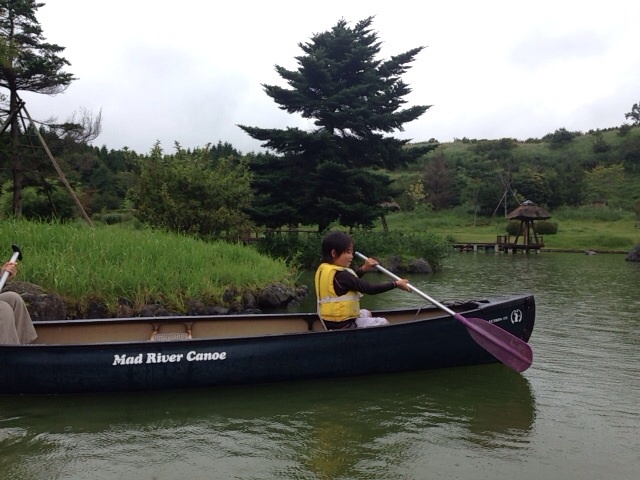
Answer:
top-left (352, 258), bottom-right (412, 291)
top-left (354, 257), bottom-right (379, 278)
top-left (334, 269), bottom-right (396, 296)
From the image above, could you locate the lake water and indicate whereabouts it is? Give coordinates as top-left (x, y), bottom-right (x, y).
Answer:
top-left (1, 252), bottom-right (638, 479)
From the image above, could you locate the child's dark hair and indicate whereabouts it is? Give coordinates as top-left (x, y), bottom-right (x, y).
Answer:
top-left (320, 231), bottom-right (353, 263)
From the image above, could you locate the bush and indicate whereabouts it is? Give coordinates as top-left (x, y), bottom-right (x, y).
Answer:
top-left (256, 229), bottom-right (450, 271)
top-left (618, 124), bottom-right (632, 136)
top-left (94, 211), bottom-right (134, 225)
top-left (0, 184), bottom-right (77, 221)
top-left (129, 143), bottom-right (253, 239)
top-left (534, 220), bottom-right (558, 235)
top-left (255, 230), bottom-right (321, 265)
top-left (506, 220), bottom-right (557, 235)
top-left (505, 221), bottom-right (521, 235)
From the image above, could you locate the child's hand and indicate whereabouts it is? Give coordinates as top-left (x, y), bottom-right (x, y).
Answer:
top-left (361, 257), bottom-right (379, 272)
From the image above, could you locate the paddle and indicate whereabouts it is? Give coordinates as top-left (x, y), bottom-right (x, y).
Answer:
top-left (355, 251), bottom-right (533, 373)
top-left (0, 245), bottom-right (23, 292)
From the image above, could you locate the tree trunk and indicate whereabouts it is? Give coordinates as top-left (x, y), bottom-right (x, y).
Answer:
top-left (9, 92), bottom-right (22, 218)
top-left (380, 214), bottom-right (389, 232)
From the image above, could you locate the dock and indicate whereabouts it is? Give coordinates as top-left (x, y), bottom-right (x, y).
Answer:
top-left (453, 235), bottom-right (544, 254)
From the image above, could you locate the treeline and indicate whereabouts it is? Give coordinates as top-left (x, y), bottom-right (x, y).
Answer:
top-left (0, 135), bottom-right (253, 238)
top-left (395, 125), bottom-right (640, 216)
top-left (1, 124), bottom-right (639, 235)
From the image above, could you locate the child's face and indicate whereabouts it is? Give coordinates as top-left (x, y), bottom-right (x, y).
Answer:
top-left (332, 245), bottom-right (353, 268)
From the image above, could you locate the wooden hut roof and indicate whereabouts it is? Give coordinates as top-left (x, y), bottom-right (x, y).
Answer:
top-left (507, 200), bottom-right (551, 220)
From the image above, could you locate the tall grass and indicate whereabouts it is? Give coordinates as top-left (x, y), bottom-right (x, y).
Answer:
top-left (0, 220), bottom-right (294, 314)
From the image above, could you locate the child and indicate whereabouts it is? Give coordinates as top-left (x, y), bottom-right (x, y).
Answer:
top-left (314, 231), bottom-right (411, 330)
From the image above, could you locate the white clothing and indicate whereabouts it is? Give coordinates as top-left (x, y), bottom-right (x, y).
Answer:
top-left (355, 308), bottom-right (389, 328)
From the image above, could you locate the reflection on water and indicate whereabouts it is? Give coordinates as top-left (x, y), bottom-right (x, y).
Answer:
top-left (1, 252), bottom-right (638, 479)
top-left (0, 366), bottom-right (535, 480)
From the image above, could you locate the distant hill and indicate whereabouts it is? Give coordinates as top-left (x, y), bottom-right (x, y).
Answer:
top-left (393, 125), bottom-right (640, 214)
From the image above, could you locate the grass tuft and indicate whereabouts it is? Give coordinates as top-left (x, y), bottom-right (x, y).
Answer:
top-left (0, 220), bottom-right (294, 314)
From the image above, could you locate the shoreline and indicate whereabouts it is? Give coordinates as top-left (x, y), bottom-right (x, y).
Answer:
top-left (541, 248), bottom-right (629, 254)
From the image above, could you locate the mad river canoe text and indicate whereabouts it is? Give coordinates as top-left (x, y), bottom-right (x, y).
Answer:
top-left (113, 351), bottom-right (227, 365)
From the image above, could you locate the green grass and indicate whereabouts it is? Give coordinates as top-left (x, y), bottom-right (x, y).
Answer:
top-left (378, 208), bottom-right (640, 252)
top-left (0, 220), bottom-right (294, 314)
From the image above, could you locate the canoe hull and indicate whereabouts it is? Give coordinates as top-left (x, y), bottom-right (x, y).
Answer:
top-left (0, 294), bottom-right (535, 394)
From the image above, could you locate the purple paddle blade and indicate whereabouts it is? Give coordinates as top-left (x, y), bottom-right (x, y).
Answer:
top-left (454, 314), bottom-right (533, 372)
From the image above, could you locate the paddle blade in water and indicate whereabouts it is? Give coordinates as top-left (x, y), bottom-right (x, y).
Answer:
top-left (454, 314), bottom-right (533, 372)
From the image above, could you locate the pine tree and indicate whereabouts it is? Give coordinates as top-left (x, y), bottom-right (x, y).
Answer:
top-left (0, 0), bottom-right (75, 216)
top-left (239, 17), bottom-right (432, 231)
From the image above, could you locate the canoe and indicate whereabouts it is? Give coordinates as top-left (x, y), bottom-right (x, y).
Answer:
top-left (0, 294), bottom-right (535, 394)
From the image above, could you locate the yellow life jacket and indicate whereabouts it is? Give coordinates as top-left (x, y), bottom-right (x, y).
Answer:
top-left (314, 263), bottom-right (362, 322)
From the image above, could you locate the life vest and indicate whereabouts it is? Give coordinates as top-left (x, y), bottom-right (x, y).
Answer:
top-left (314, 263), bottom-right (362, 322)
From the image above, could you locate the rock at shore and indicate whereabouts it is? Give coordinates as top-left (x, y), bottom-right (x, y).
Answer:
top-left (3, 281), bottom-right (310, 321)
top-left (625, 245), bottom-right (640, 262)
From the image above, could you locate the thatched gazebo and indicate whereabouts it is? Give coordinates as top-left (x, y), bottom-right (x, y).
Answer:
top-left (507, 200), bottom-right (551, 248)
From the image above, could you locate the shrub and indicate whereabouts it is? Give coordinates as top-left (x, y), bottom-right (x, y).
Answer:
top-left (534, 220), bottom-right (558, 235)
top-left (255, 230), bottom-right (320, 265)
top-left (256, 229), bottom-right (450, 271)
top-left (94, 212), bottom-right (132, 225)
top-left (617, 124), bottom-right (632, 137)
top-left (129, 143), bottom-right (253, 239)
top-left (0, 184), bottom-right (77, 221)
top-left (505, 221), bottom-right (521, 235)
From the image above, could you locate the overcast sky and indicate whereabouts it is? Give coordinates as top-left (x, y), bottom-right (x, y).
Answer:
top-left (20, 0), bottom-right (640, 155)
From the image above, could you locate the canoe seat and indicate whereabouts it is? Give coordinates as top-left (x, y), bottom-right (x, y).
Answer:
top-left (150, 322), bottom-right (193, 341)
top-left (151, 332), bottom-right (191, 342)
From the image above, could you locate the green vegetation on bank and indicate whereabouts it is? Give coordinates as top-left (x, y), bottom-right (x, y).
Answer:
top-left (0, 220), bottom-right (295, 315)
top-left (0, 220), bottom-right (450, 317)
top-left (378, 206), bottom-right (640, 252)
top-left (255, 229), bottom-right (450, 270)
top-left (1, 208), bottom-right (637, 317)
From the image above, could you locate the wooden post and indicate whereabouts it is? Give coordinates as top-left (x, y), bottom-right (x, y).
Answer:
top-left (20, 103), bottom-right (94, 228)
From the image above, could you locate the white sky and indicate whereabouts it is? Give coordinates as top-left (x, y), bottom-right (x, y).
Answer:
top-left (19, 0), bottom-right (640, 155)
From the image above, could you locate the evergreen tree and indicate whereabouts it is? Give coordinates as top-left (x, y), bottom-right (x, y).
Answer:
top-left (209, 141), bottom-right (241, 165)
top-left (625, 101), bottom-right (640, 125)
top-left (239, 17), bottom-right (431, 231)
top-left (0, 0), bottom-right (75, 216)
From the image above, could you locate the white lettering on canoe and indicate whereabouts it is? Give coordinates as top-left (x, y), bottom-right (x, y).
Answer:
top-left (146, 353), bottom-right (184, 364)
top-left (186, 350), bottom-right (227, 361)
top-left (488, 315), bottom-right (508, 324)
top-left (112, 351), bottom-right (227, 366)
top-left (112, 353), bottom-right (143, 365)
top-left (487, 309), bottom-right (523, 324)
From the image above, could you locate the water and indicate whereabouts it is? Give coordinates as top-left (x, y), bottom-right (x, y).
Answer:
top-left (1, 252), bottom-right (638, 479)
